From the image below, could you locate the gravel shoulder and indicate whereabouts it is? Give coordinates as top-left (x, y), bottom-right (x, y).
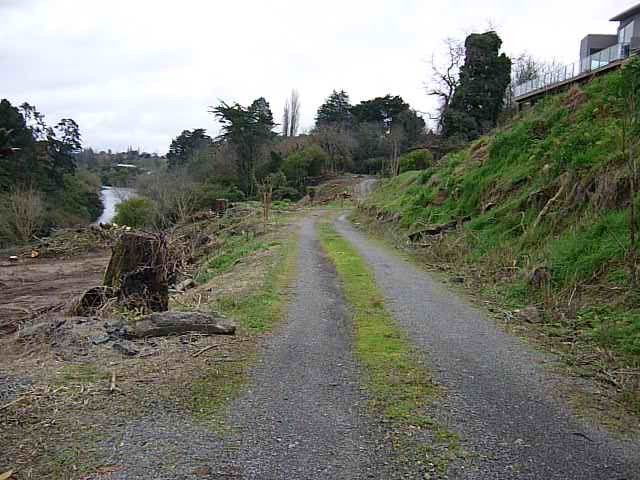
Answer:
top-left (335, 215), bottom-right (640, 480)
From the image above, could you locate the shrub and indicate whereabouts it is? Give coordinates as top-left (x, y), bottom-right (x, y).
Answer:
top-left (0, 186), bottom-right (44, 244)
top-left (48, 172), bottom-right (104, 226)
top-left (282, 145), bottom-right (328, 189)
top-left (399, 149), bottom-right (433, 173)
top-left (113, 197), bottom-right (155, 228)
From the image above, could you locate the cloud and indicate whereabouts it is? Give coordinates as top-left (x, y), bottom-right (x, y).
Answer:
top-left (0, 0), bottom-right (632, 153)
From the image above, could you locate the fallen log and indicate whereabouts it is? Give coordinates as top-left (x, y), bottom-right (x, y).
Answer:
top-left (407, 216), bottom-right (471, 242)
top-left (127, 311), bottom-right (236, 338)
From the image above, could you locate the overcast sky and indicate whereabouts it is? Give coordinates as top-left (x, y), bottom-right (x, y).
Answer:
top-left (0, 0), bottom-right (633, 154)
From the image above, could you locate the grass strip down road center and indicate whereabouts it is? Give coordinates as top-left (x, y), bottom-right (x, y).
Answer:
top-left (318, 222), bottom-right (458, 472)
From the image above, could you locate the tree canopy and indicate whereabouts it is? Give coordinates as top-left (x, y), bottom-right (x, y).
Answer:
top-left (167, 128), bottom-right (212, 171)
top-left (442, 31), bottom-right (511, 141)
top-left (0, 99), bottom-right (81, 193)
top-left (351, 94), bottom-right (409, 128)
top-left (211, 99), bottom-right (275, 195)
top-left (316, 90), bottom-right (353, 127)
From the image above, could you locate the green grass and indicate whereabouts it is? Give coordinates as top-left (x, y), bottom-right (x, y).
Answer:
top-left (189, 231), bottom-right (298, 424)
top-left (56, 364), bottom-right (110, 385)
top-left (361, 68), bottom-right (640, 357)
top-left (318, 223), bottom-right (459, 474)
top-left (194, 233), bottom-right (269, 284)
top-left (358, 66), bottom-right (640, 423)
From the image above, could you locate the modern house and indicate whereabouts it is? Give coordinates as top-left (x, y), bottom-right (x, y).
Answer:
top-left (580, 3), bottom-right (639, 71)
top-left (514, 3), bottom-right (639, 101)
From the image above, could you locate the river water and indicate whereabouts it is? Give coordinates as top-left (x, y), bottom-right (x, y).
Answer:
top-left (95, 186), bottom-right (136, 224)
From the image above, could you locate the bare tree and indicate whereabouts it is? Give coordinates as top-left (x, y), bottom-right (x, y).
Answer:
top-left (506, 53), bottom-right (569, 109)
top-left (282, 89), bottom-right (301, 137)
top-left (289, 89), bottom-right (300, 137)
top-left (282, 102), bottom-right (290, 138)
top-left (258, 175), bottom-right (273, 226)
top-left (426, 37), bottom-right (465, 132)
top-left (385, 127), bottom-right (405, 177)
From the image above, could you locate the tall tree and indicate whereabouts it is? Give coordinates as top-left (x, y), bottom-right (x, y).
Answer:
top-left (442, 31), bottom-right (511, 141)
top-left (282, 102), bottom-right (290, 138)
top-left (316, 90), bottom-right (353, 127)
top-left (211, 99), bottom-right (275, 195)
top-left (282, 90), bottom-right (301, 137)
top-left (351, 94), bottom-right (409, 129)
top-left (0, 100), bottom-right (36, 191)
top-left (289, 89), bottom-right (300, 137)
top-left (166, 129), bottom-right (212, 171)
top-left (0, 100), bottom-right (81, 192)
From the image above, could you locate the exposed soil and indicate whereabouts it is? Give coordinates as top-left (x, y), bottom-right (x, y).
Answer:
top-left (0, 251), bottom-right (110, 334)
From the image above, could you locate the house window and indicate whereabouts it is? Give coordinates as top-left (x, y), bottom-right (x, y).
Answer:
top-left (619, 21), bottom-right (634, 44)
top-left (619, 21), bottom-right (634, 58)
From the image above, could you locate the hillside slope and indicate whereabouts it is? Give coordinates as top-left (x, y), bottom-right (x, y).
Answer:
top-left (360, 67), bottom-right (640, 411)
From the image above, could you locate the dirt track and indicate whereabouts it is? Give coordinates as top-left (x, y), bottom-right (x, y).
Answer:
top-left (0, 252), bottom-right (110, 333)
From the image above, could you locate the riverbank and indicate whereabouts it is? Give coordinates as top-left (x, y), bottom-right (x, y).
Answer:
top-left (95, 186), bottom-right (136, 224)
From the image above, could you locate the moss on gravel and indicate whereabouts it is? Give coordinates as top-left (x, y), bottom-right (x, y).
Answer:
top-left (318, 222), bottom-right (460, 475)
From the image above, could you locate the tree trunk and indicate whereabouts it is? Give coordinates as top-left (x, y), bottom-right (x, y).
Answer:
top-left (104, 231), bottom-right (169, 312)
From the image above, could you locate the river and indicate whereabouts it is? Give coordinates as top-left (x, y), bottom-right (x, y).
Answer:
top-left (95, 186), bottom-right (136, 224)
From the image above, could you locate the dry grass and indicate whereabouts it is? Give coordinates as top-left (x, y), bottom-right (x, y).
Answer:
top-left (0, 206), bottom-right (302, 478)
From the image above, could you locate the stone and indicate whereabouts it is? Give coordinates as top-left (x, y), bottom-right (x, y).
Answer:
top-left (91, 334), bottom-right (111, 345)
top-left (527, 266), bottom-right (551, 289)
top-left (517, 306), bottom-right (543, 324)
top-left (17, 318), bottom-right (68, 342)
top-left (112, 340), bottom-right (140, 357)
top-left (175, 278), bottom-right (195, 292)
top-left (127, 311), bottom-right (236, 339)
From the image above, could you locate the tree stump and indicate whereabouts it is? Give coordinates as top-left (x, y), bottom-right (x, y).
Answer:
top-left (104, 232), bottom-right (169, 312)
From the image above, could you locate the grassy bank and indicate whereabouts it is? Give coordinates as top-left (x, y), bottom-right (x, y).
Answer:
top-left (189, 226), bottom-right (299, 424)
top-left (318, 222), bottom-right (458, 475)
top-left (359, 66), bottom-right (640, 418)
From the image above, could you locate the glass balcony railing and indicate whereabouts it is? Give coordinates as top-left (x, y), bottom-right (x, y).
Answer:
top-left (514, 43), bottom-right (629, 99)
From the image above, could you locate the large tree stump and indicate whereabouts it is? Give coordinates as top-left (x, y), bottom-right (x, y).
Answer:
top-left (104, 232), bottom-right (169, 312)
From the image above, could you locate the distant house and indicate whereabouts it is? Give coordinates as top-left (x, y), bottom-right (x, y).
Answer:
top-left (580, 3), bottom-right (640, 72)
top-left (515, 3), bottom-right (640, 102)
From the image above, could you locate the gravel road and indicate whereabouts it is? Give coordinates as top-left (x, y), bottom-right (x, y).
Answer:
top-left (335, 215), bottom-right (640, 480)
top-left (212, 215), bottom-right (379, 478)
top-left (100, 216), bottom-right (381, 479)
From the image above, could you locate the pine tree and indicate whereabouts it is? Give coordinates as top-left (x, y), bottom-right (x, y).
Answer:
top-left (316, 90), bottom-right (353, 127)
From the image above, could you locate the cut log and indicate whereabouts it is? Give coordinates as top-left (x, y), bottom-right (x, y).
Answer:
top-left (407, 216), bottom-right (471, 242)
top-left (127, 311), bottom-right (236, 338)
top-left (104, 232), bottom-right (169, 312)
top-left (67, 286), bottom-right (116, 316)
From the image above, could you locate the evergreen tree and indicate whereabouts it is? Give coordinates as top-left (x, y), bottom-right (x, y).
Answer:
top-left (212, 99), bottom-right (275, 195)
top-left (0, 99), bottom-right (36, 191)
top-left (351, 94), bottom-right (409, 129)
top-left (316, 90), bottom-right (353, 127)
top-left (166, 128), bottom-right (212, 171)
top-left (443, 31), bottom-right (511, 141)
